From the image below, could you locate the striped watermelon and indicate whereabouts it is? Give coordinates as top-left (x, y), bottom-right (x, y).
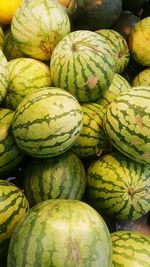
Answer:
top-left (128, 17), bottom-right (150, 66)
top-left (71, 103), bottom-right (110, 158)
top-left (96, 29), bottom-right (130, 74)
top-left (111, 231), bottom-right (150, 266)
top-left (86, 152), bottom-right (150, 221)
top-left (97, 73), bottom-right (131, 107)
top-left (11, 0), bottom-right (71, 61)
top-left (0, 50), bottom-right (7, 105)
top-left (133, 68), bottom-right (150, 87)
top-left (0, 26), bottom-right (4, 49)
top-left (50, 30), bottom-right (115, 103)
top-left (23, 151), bottom-right (86, 206)
top-left (7, 199), bottom-right (112, 267)
top-left (6, 58), bottom-right (52, 110)
top-left (12, 87), bottom-right (83, 158)
top-left (0, 108), bottom-right (24, 178)
top-left (104, 86), bottom-right (150, 164)
top-left (0, 179), bottom-right (29, 257)
top-left (3, 30), bottom-right (25, 61)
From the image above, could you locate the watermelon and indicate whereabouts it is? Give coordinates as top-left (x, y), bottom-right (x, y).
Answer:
top-left (23, 151), bottom-right (86, 206)
top-left (12, 87), bottom-right (83, 158)
top-left (11, 0), bottom-right (71, 61)
top-left (6, 58), bottom-right (52, 110)
top-left (0, 50), bottom-right (8, 105)
top-left (50, 30), bottom-right (115, 103)
top-left (7, 199), bottom-right (112, 267)
top-left (96, 29), bottom-right (130, 74)
top-left (3, 30), bottom-right (25, 61)
top-left (0, 108), bottom-right (24, 178)
top-left (128, 17), bottom-right (150, 66)
top-left (0, 179), bottom-right (29, 257)
top-left (86, 151), bottom-right (150, 221)
top-left (133, 68), bottom-right (150, 87)
top-left (111, 230), bottom-right (150, 266)
top-left (71, 103), bottom-right (110, 158)
top-left (0, 26), bottom-right (4, 49)
top-left (104, 86), bottom-right (150, 164)
top-left (97, 73), bottom-right (131, 107)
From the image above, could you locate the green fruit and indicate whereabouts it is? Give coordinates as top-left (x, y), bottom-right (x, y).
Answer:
top-left (11, 0), bottom-right (71, 60)
top-left (23, 151), bottom-right (86, 206)
top-left (7, 199), bottom-right (112, 267)
top-left (0, 179), bottom-right (29, 257)
top-left (0, 49), bottom-right (7, 105)
top-left (86, 152), bottom-right (150, 221)
top-left (12, 87), bottom-right (83, 158)
top-left (133, 68), bottom-right (150, 87)
top-left (104, 86), bottom-right (150, 164)
top-left (50, 30), bottom-right (115, 102)
top-left (111, 230), bottom-right (150, 266)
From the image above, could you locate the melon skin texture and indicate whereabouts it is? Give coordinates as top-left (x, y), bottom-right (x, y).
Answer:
top-left (111, 230), bottom-right (150, 267)
top-left (7, 199), bottom-right (112, 267)
top-left (50, 30), bottom-right (115, 103)
top-left (12, 87), bottom-right (83, 158)
top-left (11, 0), bottom-right (71, 60)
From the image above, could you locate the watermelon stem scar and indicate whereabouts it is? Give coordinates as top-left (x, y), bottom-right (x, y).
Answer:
top-left (128, 187), bottom-right (148, 197)
top-left (72, 41), bottom-right (106, 55)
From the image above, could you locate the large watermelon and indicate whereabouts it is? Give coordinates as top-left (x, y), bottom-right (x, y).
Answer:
top-left (6, 58), bottom-right (52, 110)
top-left (86, 151), bottom-right (150, 221)
top-left (104, 86), bottom-right (150, 164)
top-left (7, 199), bottom-right (112, 267)
top-left (23, 151), bottom-right (86, 206)
top-left (50, 30), bottom-right (115, 103)
top-left (12, 87), bottom-right (83, 158)
top-left (0, 179), bottom-right (29, 257)
top-left (0, 108), bottom-right (24, 178)
top-left (11, 0), bottom-right (71, 61)
top-left (71, 103), bottom-right (110, 158)
top-left (0, 50), bottom-right (7, 105)
top-left (0, 26), bottom-right (4, 49)
top-left (111, 230), bottom-right (150, 266)
top-left (96, 29), bottom-right (130, 74)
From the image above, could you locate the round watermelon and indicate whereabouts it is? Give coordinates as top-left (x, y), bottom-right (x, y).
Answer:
top-left (7, 199), bottom-right (112, 267)
top-left (0, 49), bottom-right (7, 105)
top-left (12, 87), bottom-right (83, 158)
top-left (50, 30), bottom-right (115, 103)
top-left (11, 0), bottom-right (71, 60)
top-left (23, 151), bottom-right (86, 206)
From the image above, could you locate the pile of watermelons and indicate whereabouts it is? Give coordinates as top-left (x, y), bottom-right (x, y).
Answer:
top-left (0, 0), bottom-right (150, 266)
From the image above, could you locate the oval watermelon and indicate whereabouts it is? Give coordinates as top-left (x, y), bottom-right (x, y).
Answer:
top-left (7, 199), bottom-right (112, 267)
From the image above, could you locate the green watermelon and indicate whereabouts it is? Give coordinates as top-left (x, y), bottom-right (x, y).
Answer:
top-left (128, 17), bottom-right (150, 67)
top-left (104, 86), bottom-right (150, 164)
top-left (11, 0), bottom-right (71, 61)
top-left (6, 58), bottom-right (52, 110)
top-left (71, 103), bottom-right (110, 158)
top-left (12, 87), bottom-right (83, 158)
top-left (23, 151), bottom-right (86, 206)
top-left (50, 30), bottom-right (115, 103)
top-left (86, 151), bottom-right (150, 221)
top-left (111, 230), bottom-right (150, 266)
top-left (133, 68), bottom-right (150, 87)
top-left (0, 108), bottom-right (24, 178)
top-left (0, 179), bottom-right (29, 257)
top-left (96, 29), bottom-right (130, 74)
top-left (3, 30), bottom-right (25, 61)
top-left (97, 73), bottom-right (131, 107)
top-left (0, 50), bottom-right (7, 105)
top-left (7, 199), bottom-right (112, 267)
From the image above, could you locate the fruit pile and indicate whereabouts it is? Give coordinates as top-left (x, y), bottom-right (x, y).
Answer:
top-left (0, 0), bottom-right (150, 266)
